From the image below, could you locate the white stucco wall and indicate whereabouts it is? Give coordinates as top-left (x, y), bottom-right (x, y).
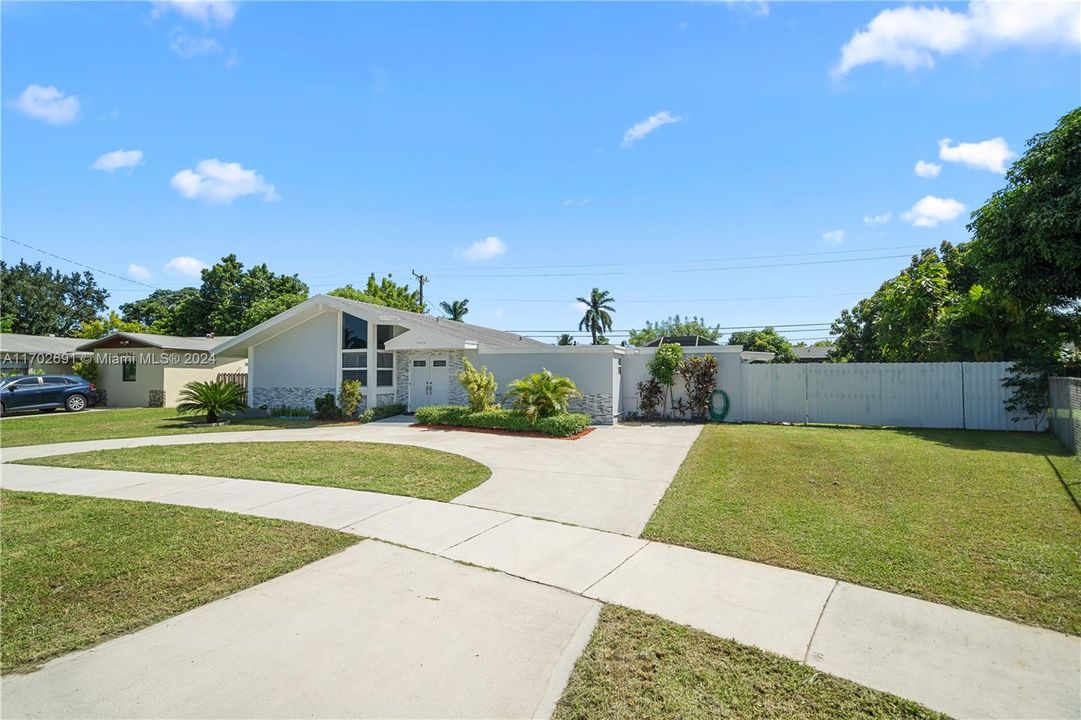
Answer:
top-left (621, 347), bottom-right (743, 421)
top-left (163, 357), bottom-right (247, 408)
top-left (251, 310), bottom-right (338, 409)
top-left (93, 349), bottom-right (166, 407)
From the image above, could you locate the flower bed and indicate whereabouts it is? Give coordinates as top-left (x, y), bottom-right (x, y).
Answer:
top-left (414, 405), bottom-right (591, 438)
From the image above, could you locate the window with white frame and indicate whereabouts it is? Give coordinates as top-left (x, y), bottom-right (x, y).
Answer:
top-left (375, 324), bottom-right (399, 388)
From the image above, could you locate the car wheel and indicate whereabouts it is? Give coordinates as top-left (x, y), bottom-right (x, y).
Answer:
top-left (65, 394), bottom-right (88, 412)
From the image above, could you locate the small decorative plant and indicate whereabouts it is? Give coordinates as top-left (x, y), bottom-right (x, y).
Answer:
top-left (313, 393), bottom-right (340, 420)
top-left (457, 358), bottom-right (497, 411)
top-left (647, 343), bottom-right (683, 418)
top-left (504, 369), bottom-right (581, 424)
top-left (72, 357), bottom-right (99, 385)
top-left (177, 379), bottom-right (246, 424)
top-left (678, 354), bottom-right (719, 422)
top-left (338, 379), bottom-right (362, 419)
top-left (636, 379), bottom-right (664, 419)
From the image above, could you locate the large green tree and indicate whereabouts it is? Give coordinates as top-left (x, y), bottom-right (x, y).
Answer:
top-left (119, 288), bottom-right (198, 330)
top-left (0, 261), bottom-right (108, 336)
top-left (330, 274), bottom-right (426, 314)
top-left (75, 311), bottom-right (149, 339)
top-left (628, 315), bottom-right (721, 347)
top-left (162, 255), bottom-right (309, 336)
top-left (968, 107), bottom-right (1080, 312)
top-left (577, 288), bottom-right (615, 345)
top-left (727, 327), bottom-right (797, 363)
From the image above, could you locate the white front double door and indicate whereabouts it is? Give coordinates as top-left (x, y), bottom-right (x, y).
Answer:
top-left (409, 354), bottom-right (449, 411)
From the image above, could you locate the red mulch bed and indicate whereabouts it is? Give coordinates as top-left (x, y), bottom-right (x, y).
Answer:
top-left (412, 423), bottom-right (595, 441)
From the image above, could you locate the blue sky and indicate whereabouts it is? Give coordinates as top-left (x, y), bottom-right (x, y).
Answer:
top-left (3, 1), bottom-right (1079, 343)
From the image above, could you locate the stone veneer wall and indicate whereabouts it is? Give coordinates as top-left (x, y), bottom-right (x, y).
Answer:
top-left (253, 386), bottom-right (336, 411)
top-left (568, 393), bottom-right (614, 425)
top-left (148, 389), bottom-right (165, 408)
top-left (395, 350), bottom-right (467, 408)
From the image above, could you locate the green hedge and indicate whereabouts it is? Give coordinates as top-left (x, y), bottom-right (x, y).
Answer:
top-left (414, 405), bottom-right (591, 437)
top-left (358, 403), bottom-right (406, 423)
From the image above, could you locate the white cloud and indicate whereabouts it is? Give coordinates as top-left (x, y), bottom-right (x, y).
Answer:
top-left (461, 236), bottom-right (507, 262)
top-left (127, 264), bottom-right (152, 281)
top-left (170, 159), bottom-right (280, 204)
top-left (622, 111), bottom-right (681, 148)
top-left (164, 256), bottom-right (209, 278)
top-left (562, 198), bottom-right (590, 207)
top-left (725, 0), bottom-right (769, 17)
top-left (914, 160), bottom-right (942, 178)
top-left (902, 196), bottom-right (967, 227)
top-left (8, 84), bottom-right (80, 126)
top-left (864, 211), bottom-right (892, 225)
top-left (169, 31), bottom-right (224, 58)
top-left (938, 137), bottom-right (1016, 173)
top-left (822, 229), bottom-right (845, 245)
top-left (92, 149), bottom-right (144, 172)
top-left (152, 0), bottom-right (236, 27)
top-left (833, 1), bottom-right (1081, 76)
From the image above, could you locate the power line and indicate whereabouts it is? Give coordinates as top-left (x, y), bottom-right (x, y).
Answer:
top-left (427, 291), bottom-right (873, 304)
top-left (299, 244), bottom-right (926, 280)
top-left (1, 234), bottom-right (159, 290)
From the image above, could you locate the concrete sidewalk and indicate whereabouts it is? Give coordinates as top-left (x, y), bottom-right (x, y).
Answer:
top-left (0, 420), bottom-right (701, 535)
top-left (1, 541), bottom-right (600, 719)
top-left (3, 462), bottom-right (1078, 719)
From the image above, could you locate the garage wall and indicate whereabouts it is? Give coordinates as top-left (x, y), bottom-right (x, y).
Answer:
top-left (621, 348), bottom-right (743, 421)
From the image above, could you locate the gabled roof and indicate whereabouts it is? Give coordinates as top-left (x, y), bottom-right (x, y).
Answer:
top-left (212, 294), bottom-right (544, 357)
top-left (0, 333), bottom-right (89, 356)
top-left (76, 333), bottom-right (232, 352)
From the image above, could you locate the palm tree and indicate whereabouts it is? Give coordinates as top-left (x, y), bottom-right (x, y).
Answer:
top-left (556, 333), bottom-right (575, 346)
top-left (576, 288), bottom-right (615, 345)
top-left (439, 299), bottom-right (469, 321)
top-left (177, 380), bottom-right (246, 424)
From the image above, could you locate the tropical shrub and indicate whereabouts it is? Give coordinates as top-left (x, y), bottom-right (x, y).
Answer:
top-left (177, 379), bottom-right (246, 424)
top-left (414, 405), bottom-right (590, 437)
top-left (71, 357), bottom-right (99, 385)
top-left (636, 379), bottom-right (664, 419)
top-left (647, 343), bottom-right (683, 417)
top-left (313, 393), bottom-right (340, 420)
top-left (338, 379), bottom-right (362, 419)
top-left (357, 403), bottom-right (407, 423)
top-left (503, 369), bottom-right (581, 424)
top-left (678, 353), bottom-right (719, 422)
top-left (457, 358), bottom-right (497, 412)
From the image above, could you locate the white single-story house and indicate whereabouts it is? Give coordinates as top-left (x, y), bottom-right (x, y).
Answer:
top-left (75, 333), bottom-right (247, 408)
top-left (0, 334), bottom-right (90, 375)
top-left (212, 294), bottom-right (771, 424)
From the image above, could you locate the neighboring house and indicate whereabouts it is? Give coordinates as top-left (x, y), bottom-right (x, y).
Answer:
top-left (794, 345), bottom-right (834, 363)
top-left (212, 294), bottom-right (782, 425)
top-left (75, 333), bottom-right (247, 408)
top-left (0, 334), bottom-right (89, 375)
top-left (642, 335), bottom-right (720, 347)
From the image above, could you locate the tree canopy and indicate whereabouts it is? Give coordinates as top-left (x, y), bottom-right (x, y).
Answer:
top-left (119, 288), bottom-right (198, 330)
top-left (74, 311), bottom-right (149, 339)
top-left (628, 315), bottom-right (721, 347)
top-left (727, 327), bottom-right (797, 363)
top-left (330, 274), bottom-right (426, 314)
top-left (0, 261), bottom-right (108, 336)
top-left (439, 299), bottom-right (469, 321)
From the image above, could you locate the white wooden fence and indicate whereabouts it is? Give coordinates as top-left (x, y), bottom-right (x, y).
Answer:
top-left (739, 362), bottom-right (1042, 431)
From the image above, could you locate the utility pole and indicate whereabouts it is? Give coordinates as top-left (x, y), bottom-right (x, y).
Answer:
top-left (411, 269), bottom-right (429, 309)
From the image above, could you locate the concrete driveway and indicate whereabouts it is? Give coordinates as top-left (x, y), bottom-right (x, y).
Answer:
top-left (1, 541), bottom-right (599, 719)
top-left (1, 419), bottom-right (703, 535)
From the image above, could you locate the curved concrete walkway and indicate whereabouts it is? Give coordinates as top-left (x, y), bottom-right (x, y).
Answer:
top-left (1, 419), bottom-right (701, 536)
top-left (2, 422), bottom-right (1079, 719)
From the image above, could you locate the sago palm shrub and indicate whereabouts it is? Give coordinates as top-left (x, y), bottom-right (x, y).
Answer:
top-left (504, 369), bottom-right (581, 424)
top-left (177, 380), bottom-right (246, 424)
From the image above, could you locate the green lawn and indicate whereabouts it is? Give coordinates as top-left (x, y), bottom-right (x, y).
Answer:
top-left (0, 407), bottom-right (339, 448)
top-left (0, 490), bottom-right (358, 673)
top-left (555, 605), bottom-right (943, 720)
top-left (21, 441), bottom-right (491, 501)
top-left (645, 424), bottom-right (1081, 635)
